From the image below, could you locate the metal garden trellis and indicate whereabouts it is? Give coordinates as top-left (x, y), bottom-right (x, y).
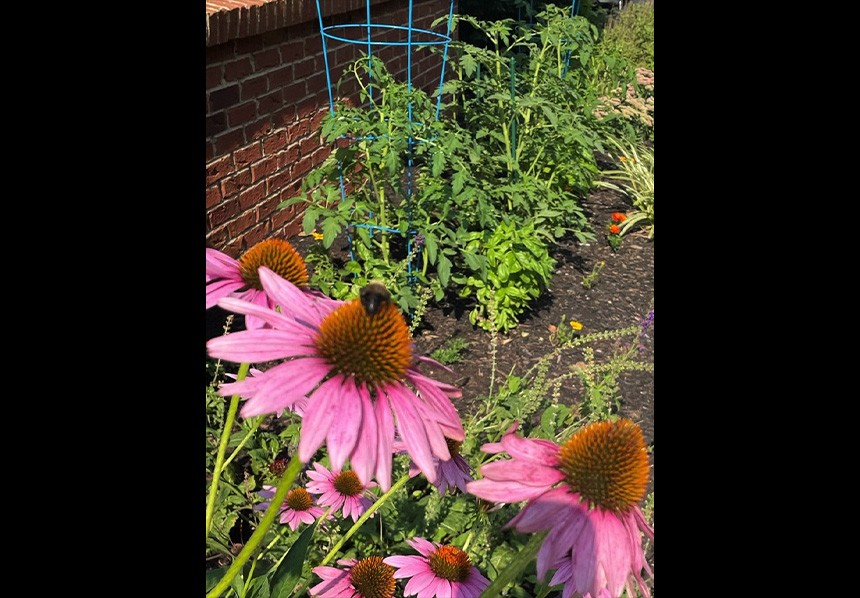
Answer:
top-left (313, 0), bottom-right (457, 286)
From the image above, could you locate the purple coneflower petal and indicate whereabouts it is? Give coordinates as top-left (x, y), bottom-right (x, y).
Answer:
top-left (326, 382), bottom-right (363, 472)
top-left (375, 395), bottom-right (395, 491)
top-left (507, 487), bottom-right (577, 532)
top-left (208, 328), bottom-right (314, 365)
top-left (206, 248), bottom-right (240, 278)
top-left (384, 556), bottom-right (427, 577)
top-left (298, 377), bottom-right (343, 462)
top-left (387, 386), bottom-right (437, 483)
top-left (217, 296), bottom-right (308, 333)
top-left (536, 510), bottom-right (589, 581)
top-left (348, 385), bottom-right (377, 485)
top-left (465, 479), bottom-right (551, 503)
top-left (499, 432), bottom-right (560, 465)
top-left (404, 570), bottom-right (438, 596)
top-left (478, 460), bottom-right (563, 487)
top-left (407, 536), bottom-right (437, 557)
top-left (206, 279), bottom-right (244, 308)
top-left (238, 358), bottom-right (329, 417)
top-left (259, 267), bottom-right (325, 327)
top-left (431, 577), bottom-right (452, 598)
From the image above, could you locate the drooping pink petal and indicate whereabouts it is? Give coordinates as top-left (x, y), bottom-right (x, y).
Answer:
top-left (410, 391), bottom-right (450, 462)
top-left (507, 487), bottom-right (580, 532)
top-left (258, 267), bottom-right (325, 327)
top-left (536, 508), bottom-right (589, 581)
top-left (406, 536), bottom-right (437, 557)
top-left (217, 296), bottom-right (312, 335)
top-left (348, 384), bottom-right (378, 486)
top-left (206, 279), bottom-right (244, 308)
top-left (239, 358), bottom-right (330, 417)
top-left (326, 381), bottom-right (363, 472)
top-left (383, 556), bottom-right (429, 577)
top-left (387, 385), bottom-right (437, 484)
top-left (298, 377), bottom-right (344, 462)
top-left (466, 479), bottom-right (550, 503)
top-left (571, 514), bottom-right (598, 597)
top-left (241, 289), bottom-right (273, 330)
top-left (206, 248), bottom-right (241, 279)
top-left (499, 432), bottom-right (561, 465)
top-left (478, 460), bottom-right (563, 487)
top-left (409, 372), bottom-right (464, 437)
top-left (592, 511), bottom-right (633, 597)
top-left (431, 577), bottom-right (452, 598)
top-left (403, 570), bottom-right (439, 597)
top-left (374, 394), bottom-right (396, 491)
top-left (208, 328), bottom-right (313, 363)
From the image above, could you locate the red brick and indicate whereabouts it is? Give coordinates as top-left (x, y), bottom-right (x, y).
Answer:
top-left (296, 101), bottom-right (316, 120)
top-left (206, 111), bottom-right (228, 137)
top-left (305, 36), bottom-right (322, 56)
top-left (238, 180), bottom-right (267, 211)
top-left (233, 142), bottom-right (263, 168)
top-left (240, 221), bottom-right (272, 248)
top-left (273, 209), bottom-right (303, 237)
top-left (221, 168), bottom-right (252, 197)
top-left (214, 128), bottom-right (246, 156)
top-left (268, 65), bottom-right (292, 88)
top-left (277, 145), bottom-right (300, 168)
top-left (293, 155), bottom-right (314, 178)
top-left (293, 57), bottom-right (315, 80)
top-left (261, 29), bottom-right (289, 46)
top-left (263, 130), bottom-right (288, 155)
top-left (209, 84), bottom-right (240, 111)
top-left (206, 42), bottom-right (234, 64)
top-left (227, 209), bottom-right (258, 238)
top-left (206, 65), bottom-right (223, 89)
top-left (226, 9), bottom-right (239, 39)
top-left (288, 120), bottom-right (310, 144)
top-left (208, 198), bottom-right (239, 228)
top-left (311, 108), bottom-right (328, 130)
top-left (266, 168), bottom-right (294, 195)
top-left (251, 155), bottom-right (279, 182)
top-left (206, 155), bottom-right (233, 185)
top-left (283, 81), bottom-right (306, 104)
top-left (237, 7), bottom-right (251, 40)
top-left (253, 48), bottom-right (281, 71)
top-left (248, 5), bottom-right (261, 36)
top-left (223, 237), bottom-right (242, 256)
top-left (241, 75), bottom-right (268, 101)
top-left (235, 35), bottom-right (264, 55)
top-left (227, 101), bottom-right (257, 128)
top-left (206, 142), bottom-right (216, 161)
top-left (272, 105), bottom-right (297, 128)
top-left (280, 40), bottom-right (304, 63)
top-left (258, 89), bottom-right (284, 115)
top-left (256, 195), bottom-right (281, 221)
top-left (245, 117), bottom-right (273, 141)
top-left (206, 225), bottom-right (228, 250)
top-left (224, 57), bottom-right (252, 81)
top-left (206, 184), bottom-right (223, 209)
top-left (304, 73), bottom-right (327, 98)
top-left (300, 135), bottom-right (321, 156)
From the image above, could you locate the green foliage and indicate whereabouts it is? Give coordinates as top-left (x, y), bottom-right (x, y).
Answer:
top-left (430, 337), bottom-right (471, 365)
top-left (601, 2), bottom-right (654, 70)
top-left (596, 137), bottom-right (654, 238)
top-left (581, 260), bottom-right (605, 288)
top-left (453, 220), bottom-right (555, 333)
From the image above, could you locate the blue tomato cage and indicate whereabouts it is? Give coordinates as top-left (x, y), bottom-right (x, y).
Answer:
top-left (313, 0), bottom-right (456, 286)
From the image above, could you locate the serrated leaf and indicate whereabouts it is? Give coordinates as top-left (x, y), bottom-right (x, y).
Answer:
top-left (424, 232), bottom-right (438, 264)
top-left (322, 219), bottom-right (340, 249)
top-left (437, 255), bottom-right (452, 287)
top-left (302, 210), bottom-right (318, 235)
top-left (269, 521), bottom-right (319, 598)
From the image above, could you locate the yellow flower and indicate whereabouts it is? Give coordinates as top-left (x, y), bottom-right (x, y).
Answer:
top-left (312, 231), bottom-right (324, 241)
top-left (570, 320), bottom-right (583, 331)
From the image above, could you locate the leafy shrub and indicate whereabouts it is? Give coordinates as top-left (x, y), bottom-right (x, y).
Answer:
top-left (596, 137), bottom-right (654, 238)
top-left (601, 1), bottom-right (654, 70)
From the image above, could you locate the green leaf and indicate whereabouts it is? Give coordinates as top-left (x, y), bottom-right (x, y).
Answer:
top-left (463, 251), bottom-right (484, 273)
top-left (322, 219), bottom-right (340, 249)
top-left (424, 232), bottom-right (438, 265)
top-left (437, 255), bottom-right (452, 288)
top-left (302, 210), bottom-right (318, 235)
top-left (206, 567), bottom-right (228, 592)
top-left (269, 521), bottom-right (319, 598)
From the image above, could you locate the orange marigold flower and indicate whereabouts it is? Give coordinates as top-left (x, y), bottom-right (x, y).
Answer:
top-left (611, 212), bottom-right (627, 223)
top-left (609, 224), bottom-right (621, 235)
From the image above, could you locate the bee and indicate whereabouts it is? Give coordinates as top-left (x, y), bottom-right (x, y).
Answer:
top-left (359, 281), bottom-right (391, 317)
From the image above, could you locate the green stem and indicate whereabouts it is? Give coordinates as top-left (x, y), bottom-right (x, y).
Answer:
top-left (318, 472), bottom-right (411, 567)
top-left (221, 416), bottom-right (265, 472)
top-left (207, 454), bottom-right (304, 598)
top-left (479, 531), bottom-right (547, 598)
top-left (206, 362), bottom-right (251, 538)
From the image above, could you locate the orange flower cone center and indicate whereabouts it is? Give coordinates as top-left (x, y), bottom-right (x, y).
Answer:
top-left (238, 239), bottom-right (309, 290)
top-left (333, 470), bottom-right (364, 497)
top-left (558, 418), bottom-right (649, 513)
top-left (349, 556), bottom-right (395, 598)
top-left (314, 299), bottom-right (412, 387)
top-left (285, 488), bottom-right (313, 511)
top-left (429, 545), bottom-right (472, 582)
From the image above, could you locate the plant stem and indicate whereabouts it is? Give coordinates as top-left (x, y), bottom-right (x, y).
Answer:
top-left (206, 361), bottom-right (250, 537)
top-left (207, 454), bottom-right (304, 598)
top-left (318, 472), bottom-right (411, 567)
top-left (221, 416), bottom-right (265, 471)
top-left (479, 531), bottom-right (547, 598)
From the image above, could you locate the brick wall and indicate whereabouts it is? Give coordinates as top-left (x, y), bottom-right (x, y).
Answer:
top-left (206, 0), bottom-right (457, 255)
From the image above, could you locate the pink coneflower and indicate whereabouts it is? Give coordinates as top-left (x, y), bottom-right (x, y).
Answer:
top-left (383, 537), bottom-right (489, 598)
top-left (206, 239), bottom-right (312, 329)
top-left (254, 485), bottom-right (326, 531)
top-left (311, 557), bottom-right (395, 598)
top-left (306, 463), bottom-right (377, 522)
top-left (466, 420), bottom-right (653, 598)
top-left (397, 437), bottom-right (473, 495)
top-left (206, 269), bottom-right (465, 491)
